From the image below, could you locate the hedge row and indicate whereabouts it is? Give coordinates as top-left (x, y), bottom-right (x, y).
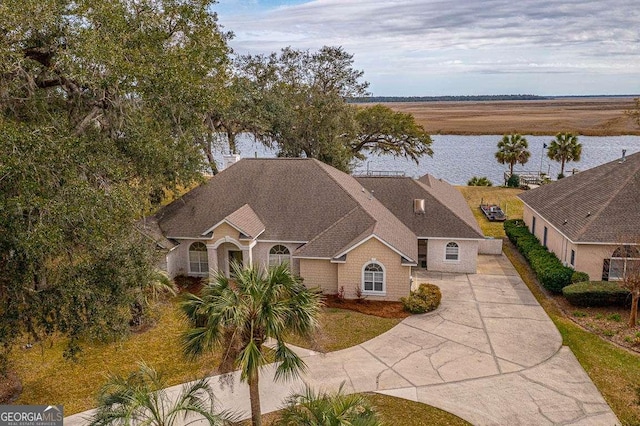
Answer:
top-left (562, 281), bottom-right (631, 307)
top-left (504, 220), bottom-right (573, 293)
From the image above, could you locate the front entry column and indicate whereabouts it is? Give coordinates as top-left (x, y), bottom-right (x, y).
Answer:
top-left (242, 246), bottom-right (253, 268)
top-left (206, 243), bottom-right (218, 278)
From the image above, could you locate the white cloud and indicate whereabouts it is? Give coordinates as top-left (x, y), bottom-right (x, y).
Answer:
top-left (216, 0), bottom-right (640, 95)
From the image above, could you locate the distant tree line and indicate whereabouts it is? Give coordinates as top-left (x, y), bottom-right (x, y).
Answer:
top-left (351, 94), bottom-right (549, 103)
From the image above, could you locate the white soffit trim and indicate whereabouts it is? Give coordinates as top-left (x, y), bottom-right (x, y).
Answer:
top-left (293, 256), bottom-right (333, 260)
top-left (420, 237), bottom-right (484, 241)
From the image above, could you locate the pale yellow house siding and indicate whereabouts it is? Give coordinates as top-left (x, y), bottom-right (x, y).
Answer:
top-left (523, 205), bottom-right (617, 280)
top-left (523, 205), bottom-right (571, 263)
top-left (574, 244), bottom-right (615, 281)
top-left (337, 237), bottom-right (412, 301)
top-left (212, 222), bottom-right (240, 240)
top-left (299, 259), bottom-right (338, 294)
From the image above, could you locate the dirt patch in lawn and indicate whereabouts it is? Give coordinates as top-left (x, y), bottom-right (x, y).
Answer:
top-left (0, 371), bottom-right (22, 403)
top-left (323, 294), bottom-right (410, 319)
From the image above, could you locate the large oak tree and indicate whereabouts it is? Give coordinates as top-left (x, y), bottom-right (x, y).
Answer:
top-left (234, 47), bottom-right (433, 172)
top-left (0, 0), bottom-right (229, 374)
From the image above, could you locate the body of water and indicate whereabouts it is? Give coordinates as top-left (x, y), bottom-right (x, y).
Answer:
top-left (220, 134), bottom-right (640, 185)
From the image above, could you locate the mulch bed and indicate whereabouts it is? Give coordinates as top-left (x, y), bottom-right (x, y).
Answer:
top-left (323, 294), bottom-right (410, 319)
top-left (553, 294), bottom-right (640, 353)
top-left (173, 276), bottom-right (411, 319)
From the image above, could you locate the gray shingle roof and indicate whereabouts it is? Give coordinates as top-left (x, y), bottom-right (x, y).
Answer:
top-left (356, 175), bottom-right (484, 239)
top-left (152, 158), bottom-right (417, 261)
top-left (518, 151), bottom-right (640, 243)
top-left (219, 204), bottom-right (265, 239)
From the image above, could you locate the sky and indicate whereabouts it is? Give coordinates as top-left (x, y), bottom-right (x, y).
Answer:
top-left (213, 0), bottom-right (640, 96)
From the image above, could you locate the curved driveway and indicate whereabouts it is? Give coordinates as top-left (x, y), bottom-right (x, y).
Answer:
top-left (65, 255), bottom-right (619, 425)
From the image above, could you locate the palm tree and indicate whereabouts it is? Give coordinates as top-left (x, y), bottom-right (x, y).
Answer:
top-left (89, 362), bottom-right (235, 426)
top-left (547, 132), bottom-right (582, 177)
top-left (495, 133), bottom-right (531, 176)
top-left (277, 383), bottom-right (382, 426)
top-left (181, 263), bottom-right (323, 426)
top-left (467, 176), bottom-right (493, 186)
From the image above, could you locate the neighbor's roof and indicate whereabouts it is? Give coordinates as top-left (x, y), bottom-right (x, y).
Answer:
top-left (356, 175), bottom-right (484, 239)
top-left (518, 151), bottom-right (640, 243)
top-left (152, 158), bottom-right (417, 261)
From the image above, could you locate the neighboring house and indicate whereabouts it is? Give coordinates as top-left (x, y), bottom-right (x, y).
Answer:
top-left (140, 158), bottom-right (486, 301)
top-left (518, 151), bottom-right (640, 281)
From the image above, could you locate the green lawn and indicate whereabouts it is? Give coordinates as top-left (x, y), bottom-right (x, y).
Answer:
top-left (456, 186), bottom-right (524, 237)
top-left (13, 301), bottom-right (221, 415)
top-left (287, 307), bottom-right (402, 353)
top-left (12, 302), bottom-right (402, 415)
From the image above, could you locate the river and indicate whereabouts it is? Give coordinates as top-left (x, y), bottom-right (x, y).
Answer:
top-left (218, 134), bottom-right (640, 185)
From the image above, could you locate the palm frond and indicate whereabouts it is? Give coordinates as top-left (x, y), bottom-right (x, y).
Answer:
top-left (273, 340), bottom-right (307, 382)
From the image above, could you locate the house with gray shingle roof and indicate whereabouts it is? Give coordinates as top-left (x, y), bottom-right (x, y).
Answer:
top-left (142, 158), bottom-right (486, 301)
top-left (518, 151), bottom-right (640, 282)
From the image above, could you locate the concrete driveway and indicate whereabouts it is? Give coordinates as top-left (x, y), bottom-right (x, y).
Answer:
top-left (66, 254), bottom-right (619, 425)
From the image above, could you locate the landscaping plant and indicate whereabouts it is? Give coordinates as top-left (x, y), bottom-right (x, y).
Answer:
top-left (504, 220), bottom-right (573, 293)
top-left (563, 282), bottom-right (630, 307)
top-left (181, 263), bottom-right (323, 426)
top-left (278, 383), bottom-right (382, 426)
top-left (401, 283), bottom-right (441, 314)
top-left (89, 362), bottom-right (236, 426)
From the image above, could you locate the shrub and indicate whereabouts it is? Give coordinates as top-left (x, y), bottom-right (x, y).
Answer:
top-left (467, 176), bottom-right (493, 186)
top-left (506, 174), bottom-right (520, 187)
top-left (562, 281), bottom-right (631, 307)
top-left (504, 220), bottom-right (573, 293)
top-left (571, 271), bottom-right (590, 284)
top-left (607, 313), bottom-right (622, 322)
top-left (401, 283), bottom-right (441, 314)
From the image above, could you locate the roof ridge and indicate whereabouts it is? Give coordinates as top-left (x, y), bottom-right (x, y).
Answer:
top-left (574, 159), bottom-right (640, 240)
top-left (312, 160), bottom-right (378, 224)
top-left (412, 179), bottom-right (483, 237)
top-left (298, 206), bottom-right (368, 253)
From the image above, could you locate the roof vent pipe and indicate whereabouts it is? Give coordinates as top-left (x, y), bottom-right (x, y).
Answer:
top-left (414, 199), bottom-right (425, 214)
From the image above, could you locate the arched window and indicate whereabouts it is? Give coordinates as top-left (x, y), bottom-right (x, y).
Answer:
top-left (269, 245), bottom-right (291, 267)
top-left (363, 262), bottom-right (385, 293)
top-left (189, 242), bottom-right (209, 274)
top-left (445, 242), bottom-right (459, 261)
top-left (608, 245), bottom-right (640, 280)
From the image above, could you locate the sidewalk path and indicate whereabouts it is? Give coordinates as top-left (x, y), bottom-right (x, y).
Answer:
top-left (65, 255), bottom-right (619, 425)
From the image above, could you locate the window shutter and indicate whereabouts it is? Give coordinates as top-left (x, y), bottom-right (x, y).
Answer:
top-left (601, 259), bottom-right (610, 281)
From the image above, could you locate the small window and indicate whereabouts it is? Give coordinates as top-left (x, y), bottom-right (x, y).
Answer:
top-left (532, 217), bottom-right (536, 235)
top-left (570, 249), bottom-right (575, 267)
top-left (445, 242), bottom-right (459, 261)
top-left (363, 262), bottom-right (384, 293)
top-left (543, 227), bottom-right (548, 247)
top-left (189, 242), bottom-right (209, 274)
top-left (269, 245), bottom-right (291, 267)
